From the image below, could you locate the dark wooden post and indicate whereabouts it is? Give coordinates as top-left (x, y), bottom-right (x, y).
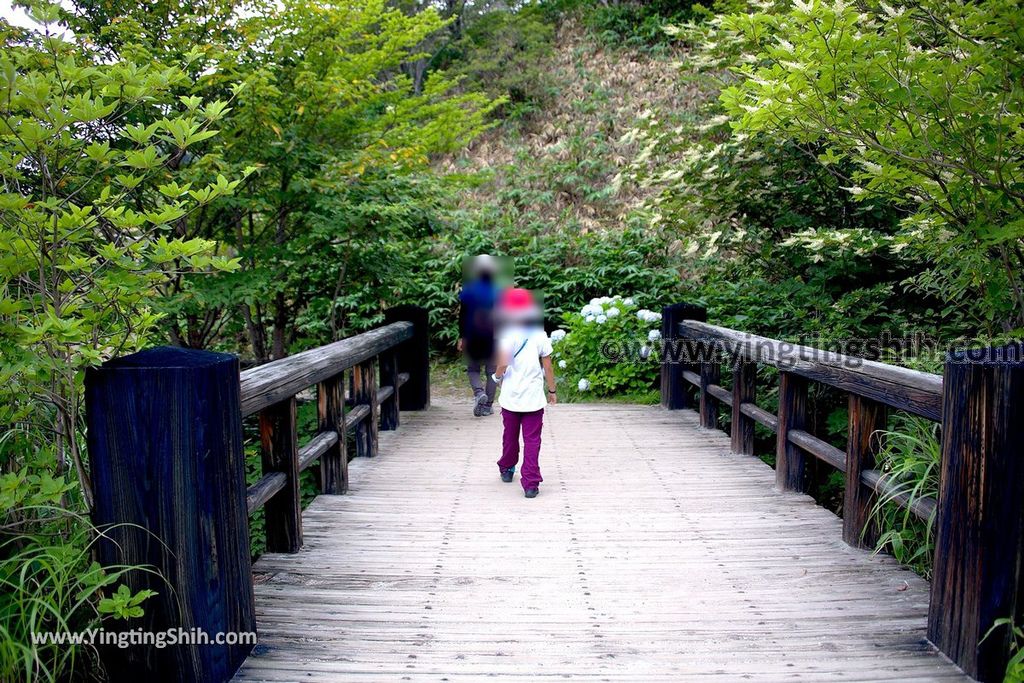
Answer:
top-left (843, 394), bottom-right (886, 548)
top-left (318, 372), bottom-right (347, 494)
top-left (384, 305), bottom-right (430, 410)
top-left (85, 347), bottom-right (255, 681)
top-left (378, 349), bottom-right (400, 431)
top-left (660, 303), bottom-right (706, 409)
top-left (928, 343), bottom-right (1024, 682)
top-left (731, 361), bottom-right (756, 454)
top-left (699, 361), bottom-right (720, 429)
top-left (260, 397), bottom-right (301, 552)
top-left (353, 358), bottom-right (379, 457)
top-left (775, 371), bottom-right (808, 493)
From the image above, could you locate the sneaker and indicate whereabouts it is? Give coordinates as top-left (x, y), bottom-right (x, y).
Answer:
top-left (480, 404), bottom-right (493, 416)
top-left (500, 468), bottom-right (515, 483)
top-left (473, 393), bottom-right (487, 416)
top-left (524, 488), bottom-right (539, 498)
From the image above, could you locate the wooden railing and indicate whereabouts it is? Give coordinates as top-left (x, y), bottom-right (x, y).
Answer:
top-left (659, 303), bottom-right (1024, 683)
top-left (240, 321), bottom-right (412, 551)
top-left (84, 305), bottom-right (430, 682)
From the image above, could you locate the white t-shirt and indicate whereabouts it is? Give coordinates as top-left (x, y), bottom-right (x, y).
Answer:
top-left (497, 326), bottom-right (553, 413)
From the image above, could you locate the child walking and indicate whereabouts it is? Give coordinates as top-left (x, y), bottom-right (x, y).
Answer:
top-left (492, 288), bottom-right (557, 498)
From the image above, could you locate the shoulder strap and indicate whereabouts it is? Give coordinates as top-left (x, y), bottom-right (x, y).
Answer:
top-left (512, 338), bottom-right (529, 359)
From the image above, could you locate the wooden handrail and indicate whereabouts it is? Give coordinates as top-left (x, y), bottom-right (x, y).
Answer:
top-left (239, 321), bottom-right (413, 417)
top-left (674, 318), bottom-right (942, 520)
top-left (244, 373), bottom-right (411, 517)
top-left (662, 302), bottom-right (1024, 680)
top-left (84, 306), bottom-right (431, 681)
top-left (677, 320), bottom-right (943, 420)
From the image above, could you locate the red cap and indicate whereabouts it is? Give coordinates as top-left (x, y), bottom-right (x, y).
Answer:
top-left (500, 287), bottom-right (536, 311)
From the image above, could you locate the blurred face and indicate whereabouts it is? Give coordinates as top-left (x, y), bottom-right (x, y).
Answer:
top-left (462, 254), bottom-right (512, 287)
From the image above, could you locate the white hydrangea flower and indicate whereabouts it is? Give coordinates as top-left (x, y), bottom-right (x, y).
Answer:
top-left (639, 345), bottom-right (651, 359)
top-left (637, 309), bottom-right (664, 323)
top-left (558, 359), bottom-right (567, 369)
top-left (648, 329), bottom-right (662, 341)
top-left (596, 314), bottom-right (607, 324)
top-left (623, 297), bottom-right (635, 306)
top-left (550, 329), bottom-right (567, 342)
top-left (577, 378), bottom-right (591, 391)
top-left (585, 314), bottom-right (596, 323)
top-left (606, 307), bottom-right (620, 318)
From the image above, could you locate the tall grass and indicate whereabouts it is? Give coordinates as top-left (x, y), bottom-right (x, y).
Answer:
top-left (868, 415), bottom-right (941, 578)
top-left (0, 507), bottom-right (153, 682)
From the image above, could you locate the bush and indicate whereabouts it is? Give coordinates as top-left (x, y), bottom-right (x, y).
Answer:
top-left (583, 0), bottom-right (706, 49)
top-left (868, 415), bottom-right (941, 579)
top-left (0, 473), bottom-right (156, 682)
top-left (551, 296), bottom-right (662, 401)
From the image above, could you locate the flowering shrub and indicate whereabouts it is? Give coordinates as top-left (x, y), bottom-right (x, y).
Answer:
top-left (551, 296), bottom-right (662, 400)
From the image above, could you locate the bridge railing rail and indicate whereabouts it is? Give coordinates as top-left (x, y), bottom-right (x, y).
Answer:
top-left (84, 305), bottom-right (430, 682)
top-left (659, 302), bottom-right (1024, 683)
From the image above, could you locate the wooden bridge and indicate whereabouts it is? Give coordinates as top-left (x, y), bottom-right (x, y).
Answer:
top-left (83, 304), bottom-right (1024, 683)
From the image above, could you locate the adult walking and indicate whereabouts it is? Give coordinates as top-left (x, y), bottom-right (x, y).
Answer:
top-left (457, 254), bottom-right (500, 416)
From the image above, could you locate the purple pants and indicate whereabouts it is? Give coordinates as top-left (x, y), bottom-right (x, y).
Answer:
top-left (498, 408), bottom-right (544, 490)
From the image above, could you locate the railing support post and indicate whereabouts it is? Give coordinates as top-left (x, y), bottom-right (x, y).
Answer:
top-left (731, 361), bottom-right (756, 454)
top-left (379, 349), bottom-right (400, 430)
top-left (699, 361), bottom-right (720, 429)
top-left (85, 347), bottom-right (255, 681)
top-left (843, 394), bottom-right (886, 548)
top-left (775, 371), bottom-right (808, 493)
top-left (385, 305), bottom-right (430, 410)
top-left (660, 303), bottom-right (706, 410)
top-left (260, 396), bottom-right (302, 552)
top-left (318, 372), bottom-right (348, 494)
top-left (928, 343), bottom-right (1024, 682)
top-left (353, 358), bottom-right (380, 457)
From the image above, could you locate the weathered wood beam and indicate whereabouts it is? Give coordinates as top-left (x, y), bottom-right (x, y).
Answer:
top-left (240, 322), bottom-right (412, 417)
top-left (677, 320), bottom-right (942, 420)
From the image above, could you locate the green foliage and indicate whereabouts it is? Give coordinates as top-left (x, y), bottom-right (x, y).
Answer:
top-left (624, 78), bottom-right (925, 345)
top-left (550, 296), bottom-right (661, 400)
top-left (0, 4), bottom-right (236, 678)
top-left (396, 214), bottom-right (684, 350)
top-left (718, 0), bottom-right (1024, 334)
top-left (435, 6), bottom-right (555, 119)
top-left (579, 0), bottom-right (708, 49)
top-left (161, 0), bottom-right (500, 359)
top-left (0, 7), bottom-right (242, 506)
top-left (868, 415), bottom-right (941, 577)
top-left (983, 618), bottom-right (1024, 683)
top-left (0, 485), bottom-right (156, 682)
top-left (98, 584), bottom-right (157, 620)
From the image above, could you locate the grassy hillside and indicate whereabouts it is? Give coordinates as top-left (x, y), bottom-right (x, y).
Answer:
top-left (442, 17), bottom-right (704, 235)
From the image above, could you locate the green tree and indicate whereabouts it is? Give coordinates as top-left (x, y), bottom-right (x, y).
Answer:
top-left (157, 0), bottom-right (500, 359)
top-left (0, 2), bottom-right (241, 678)
top-left (718, 0), bottom-right (1024, 334)
top-left (0, 2), bottom-right (242, 503)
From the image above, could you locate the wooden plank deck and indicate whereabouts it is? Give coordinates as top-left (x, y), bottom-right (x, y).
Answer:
top-left (233, 399), bottom-right (969, 682)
